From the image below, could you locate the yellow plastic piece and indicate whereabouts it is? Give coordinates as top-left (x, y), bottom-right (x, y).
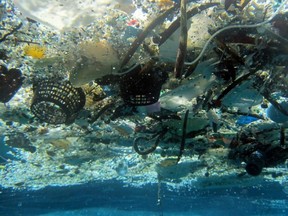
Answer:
top-left (24, 44), bottom-right (46, 59)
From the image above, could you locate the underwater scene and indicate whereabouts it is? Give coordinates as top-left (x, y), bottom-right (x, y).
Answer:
top-left (1, 0), bottom-right (288, 215)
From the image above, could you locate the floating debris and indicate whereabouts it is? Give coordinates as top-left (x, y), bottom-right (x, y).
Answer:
top-left (156, 0), bottom-right (175, 9)
top-left (0, 66), bottom-right (24, 103)
top-left (115, 160), bottom-right (128, 176)
top-left (158, 158), bottom-right (178, 167)
top-left (48, 138), bottom-right (71, 150)
top-left (23, 44), bottom-right (46, 59)
top-left (120, 5), bottom-right (179, 68)
top-left (0, 22), bottom-right (22, 43)
top-left (133, 127), bottom-right (168, 155)
top-left (69, 40), bottom-right (120, 87)
top-left (266, 101), bottom-right (288, 123)
top-left (30, 79), bottom-right (86, 124)
top-left (4, 132), bottom-right (36, 153)
top-left (13, 0), bottom-right (134, 30)
top-left (176, 109), bottom-right (189, 163)
top-left (229, 122), bottom-right (288, 176)
top-left (119, 60), bottom-right (168, 106)
top-left (184, 0), bottom-right (288, 68)
top-left (155, 3), bottom-right (220, 46)
top-left (173, 0), bottom-right (187, 78)
top-left (224, 0), bottom-right (237, 11)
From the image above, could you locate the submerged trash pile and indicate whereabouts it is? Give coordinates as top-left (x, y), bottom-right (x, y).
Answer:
top-left (0, 0), bottom-right (288, 190)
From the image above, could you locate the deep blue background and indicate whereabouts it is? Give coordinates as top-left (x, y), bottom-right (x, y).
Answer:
top-left (1, 132), bottom-right (288, 215)
top-left (0, 180), bottom-right (288, 216)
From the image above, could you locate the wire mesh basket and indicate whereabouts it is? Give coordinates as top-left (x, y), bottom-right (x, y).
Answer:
top-left (31, 79), bottom-right (86, 124)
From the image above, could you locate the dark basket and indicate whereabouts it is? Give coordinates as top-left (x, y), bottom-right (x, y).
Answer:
top-left (31, 80), bottom-right (86, 124)
top-left (119, 65), bottom-right (166, 106)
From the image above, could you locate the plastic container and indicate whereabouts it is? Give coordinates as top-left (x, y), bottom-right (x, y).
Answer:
top-left (31, 79), bottom-right (85, 124)
top-left (119, 64), bottom-right (166, 106)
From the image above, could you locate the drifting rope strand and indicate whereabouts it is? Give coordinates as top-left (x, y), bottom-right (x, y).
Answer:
top-left (156, 3), bottom-right (219, 46)
top-left (280, 125), bottom-right (285, 147)
top-left (177, 110), bottom-right (189, 163)
top-left (120, 5), bottom-right (179, 68)
top-left (184, 0), bottom-right (288, 67)
top-left (174, 0), bottom-right (188, 78)
top-left (215, 71), bottom-right (254, 103)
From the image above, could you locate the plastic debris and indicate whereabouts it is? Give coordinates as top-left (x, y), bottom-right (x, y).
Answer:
top-left (0, 65), bottom-right (24, 103)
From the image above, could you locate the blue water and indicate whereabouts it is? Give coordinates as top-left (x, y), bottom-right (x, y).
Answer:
top-left (1, 181), bottom-right (288, 216)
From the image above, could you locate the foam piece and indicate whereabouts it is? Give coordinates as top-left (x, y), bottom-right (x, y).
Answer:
top-left (266, 101), bottom-right (288, 123)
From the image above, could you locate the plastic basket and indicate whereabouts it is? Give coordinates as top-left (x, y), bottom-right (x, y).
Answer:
top-left (31, 80), bottom-right (85, 124)
top-left (119, 65), bottom-right (166, 106)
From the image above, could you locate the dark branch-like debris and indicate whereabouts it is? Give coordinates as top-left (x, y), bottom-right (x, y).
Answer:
top-left (0, 22), bottom-right (23, 43)
top-left (120, 5), bottom-right (179, 69)
top-left (215, 72), bottom-right (254, 104)
top-left (174, 0), bottom-right (188, 79)
top-left (177, 109), bottom-right (189, 163)
top-left (155, 3), bottom-right (220, 46)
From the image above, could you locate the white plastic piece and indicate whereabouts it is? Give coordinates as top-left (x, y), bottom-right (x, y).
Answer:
top-left (13, 0), bottom-right (133, 31)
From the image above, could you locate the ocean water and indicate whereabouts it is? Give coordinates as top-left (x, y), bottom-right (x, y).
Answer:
top-left (1, 181), bottom-right (288, 216)
top-left (1, 0), bottom-right (288, 215)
